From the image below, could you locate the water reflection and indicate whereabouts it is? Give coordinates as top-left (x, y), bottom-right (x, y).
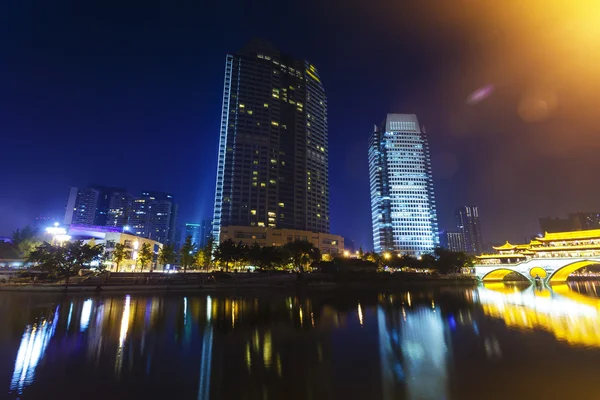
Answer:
top-left (3, 284), bottom-right (600, 399)
top-left (10, 306), bottom-right (59, 394)
top-left (479, 282), bottom-right (600, 347)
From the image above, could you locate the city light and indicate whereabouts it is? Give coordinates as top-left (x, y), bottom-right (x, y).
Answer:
top-left (343, 250), bottom-right (350, 257)
top-left (384, 252), bottom-right (391, 260)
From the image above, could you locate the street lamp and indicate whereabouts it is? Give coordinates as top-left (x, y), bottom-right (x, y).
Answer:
top-left (384, 252), bottom-right (391, 260)
top-left (343, 250), bottom-right (350, 257)
top-left (123, 225), bottom-right (130, 233)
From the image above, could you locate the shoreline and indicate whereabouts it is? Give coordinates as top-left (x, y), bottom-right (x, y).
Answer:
top-left (0, 278), bottom-right (477, 293)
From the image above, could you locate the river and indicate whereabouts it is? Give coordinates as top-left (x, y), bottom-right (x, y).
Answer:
top-left (2, 282), bottom-right (600, 399)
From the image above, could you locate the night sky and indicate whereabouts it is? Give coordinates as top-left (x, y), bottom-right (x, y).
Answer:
top-left (2, 1), bottom-right (600, 249)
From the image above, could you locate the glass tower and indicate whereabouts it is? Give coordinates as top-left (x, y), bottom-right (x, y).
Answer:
top-left (212, 41), bottom-right (330, 242)
top-left (369, 114), bottom-right (439, 256)
top-left (455, 206), bottom-right (483, 254)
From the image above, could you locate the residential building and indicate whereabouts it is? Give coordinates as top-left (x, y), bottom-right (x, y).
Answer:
top-left (106, 192), bottom-right (133, 228)
top-left (368, 113), bottom-right (439, 256)
top-left (63, 186), bottom-right (178, 244)
top-left (456, 206), bottom-right (484, 254)
top-left (219, 226), bottom-right (343, 257)
top-left (212, 41), bottom-right (330, 243)
top-left (63, 185), bottom-right (125, 226)
top-left (538, 216), bottom-right (573, 234)
top-left (439, 230), bottom-right (466, 252)
top-left (568, 212), bottom-right (600, 231)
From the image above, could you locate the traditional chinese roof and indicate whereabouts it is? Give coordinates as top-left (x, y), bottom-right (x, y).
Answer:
top-left (537, 229), bottom-right (600, 242)
top-left (493, 241), bottom-right (517, 251)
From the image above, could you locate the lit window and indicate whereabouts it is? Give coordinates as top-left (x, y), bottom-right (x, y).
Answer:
top-left (258, 222), bottom-right (265, 227)
top-left (264, 103), bottom-right (269, 108)
top-left (271, 121), bottom-right (279, 126)
top-left (251, 210), bottom-right (256, 215)
top-left (260, 182), bottom-right (266, 187)
top-left (239, 104), bottom-right (245, 108)
top-left (247, 110), bottom-right (253, 115)
top-left (270, 159), bottom-right (277, 164)
top-left (278, 202), bottom-right (284, 207)
top-left (268, 212), bottom-right (276, 217)
top-left (253, 171), bottom-right (258, 175)
top-left (269, 180), bottom-right (276, 185)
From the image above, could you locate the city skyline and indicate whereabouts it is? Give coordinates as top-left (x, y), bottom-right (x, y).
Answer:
top-left (3, 2), bottom-right (600, 249)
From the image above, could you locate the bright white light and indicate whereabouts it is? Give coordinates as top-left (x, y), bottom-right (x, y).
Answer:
top-left (206, 296), bottom-right (212, 322)
top-left (119, 296), bottom-right (131, 347)
top-left (45, 227), bottom-right (66, 235)
top-left (80, 299), bottom-right (92, 332)
top-left (54, 235), bottom-right (71, 242)
top-left (53, 222), bottom-right (59, 227)
top-left (133, 241), bottom-right (139, 250)
top-left (358, 302), bottom-right (364, 326)
top-left (10, 306), bottom-right (59, 394)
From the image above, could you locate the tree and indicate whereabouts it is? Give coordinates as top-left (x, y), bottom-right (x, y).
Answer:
top-left (202, 237), bottom-right (214, 271)
top-left (138, 243), bottom-right (153, 271)
top-left (432, 247), bottom-right (474, 275)
top-left (12, 226), bottom-right (43, 259)
top-left (158, 244), bottom-right (177, 271)
top-left (112, 243), bottom-right (130, 272)
top-left (194, 248), bottom-right (207, 269)
top-left (29, 241), bottom-right (104, 288)
top-left (213, 238), bottom-right (237, 271)
top-left (282, 240), bottom-right (321, 272)
top-left (180, 235), bottom-right (195, 273)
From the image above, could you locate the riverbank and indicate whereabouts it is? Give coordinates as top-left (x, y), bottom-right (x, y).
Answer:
top-left (0, 272), bottom-right (477, 293)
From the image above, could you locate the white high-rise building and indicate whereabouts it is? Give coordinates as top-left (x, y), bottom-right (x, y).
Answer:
top-left (368, 113), bottom-right (439, 256)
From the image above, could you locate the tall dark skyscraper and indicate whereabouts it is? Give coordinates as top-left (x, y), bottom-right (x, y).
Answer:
top-left (455, 206), bottom-right (484, 254)
top-left (212, 41), bottom-right (329, 242)
top-left (369, 114), bottom-right (439, 256)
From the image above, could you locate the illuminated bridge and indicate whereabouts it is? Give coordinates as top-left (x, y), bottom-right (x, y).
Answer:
top-left (473, 229), bottom-right (600, 284)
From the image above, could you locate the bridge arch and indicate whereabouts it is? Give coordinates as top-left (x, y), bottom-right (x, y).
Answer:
top-left (547, 260), bottom-right (600, 284)
top-left (481, 268), bottom-right (531, 282)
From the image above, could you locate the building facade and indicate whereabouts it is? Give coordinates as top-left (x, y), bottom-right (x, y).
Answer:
top-left (212, 41), bottom-right (330, 243)
top-left (456, 206), bottom-right (484, 254)
top-left (439, 231), bottom-right (466, 252)
top-left (63, 186), bottom-right (177, 244)
top-left (368, 114), bottom-right (439, 256)
top-left (219, 226), bottom-right (343, 257)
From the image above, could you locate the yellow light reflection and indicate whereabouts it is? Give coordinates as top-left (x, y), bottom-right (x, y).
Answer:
top-left (479, 285), bottom-right (600, 347)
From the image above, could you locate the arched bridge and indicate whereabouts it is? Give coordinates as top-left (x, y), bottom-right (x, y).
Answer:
top-left (474, 257), bottom-right (600, 284)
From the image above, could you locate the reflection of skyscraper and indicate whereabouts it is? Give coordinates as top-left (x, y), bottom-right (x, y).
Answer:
top-left (378, 301), bottom-right (450, 400)
top-left (212, 41), bottom-right (330, 242)
top-left (369, 114), bottom-right (439, 256)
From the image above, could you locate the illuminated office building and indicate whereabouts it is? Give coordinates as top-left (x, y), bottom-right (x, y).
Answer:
top-left (368, 113), bottom-right (439, 256)
top-left (212, 41), bottom-right (330, 242)
top-left (456, 206), bottom-right (483, 254)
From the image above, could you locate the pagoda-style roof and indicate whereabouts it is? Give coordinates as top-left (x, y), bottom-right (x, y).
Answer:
top-left (537, 229), bottom-right (600, 242)
top-left (477, 253), bottom-right (527, 259)
top-left (493, 241), bottom-right (517, 251)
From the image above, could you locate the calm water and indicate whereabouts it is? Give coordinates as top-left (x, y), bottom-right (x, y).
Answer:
top-left (2, 282), bottom-right (600, 399)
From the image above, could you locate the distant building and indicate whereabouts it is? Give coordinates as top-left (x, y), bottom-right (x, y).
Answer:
top-left (539, 216), bottom-right (574, 234)
top-left (106, 192), bottom-right (133, 228)
top-left (185, 223), bottom-right (202, 247)
top-left (456, 206), bottom-right (484, 254)
top-left (63, 186), bottom-right (178, 244)
top-left (212, 41), bottom-right (330, 243)
top-left (63, 186), bottom-right (125, 226)
top-left (219, 226), bottom-right (343, 257)
top-left (439, 231), bottom-right (466, 252)
top-left (568, 212), bottom-right (600, 231)
top-left (368, 113), bottom-right (439, 256)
